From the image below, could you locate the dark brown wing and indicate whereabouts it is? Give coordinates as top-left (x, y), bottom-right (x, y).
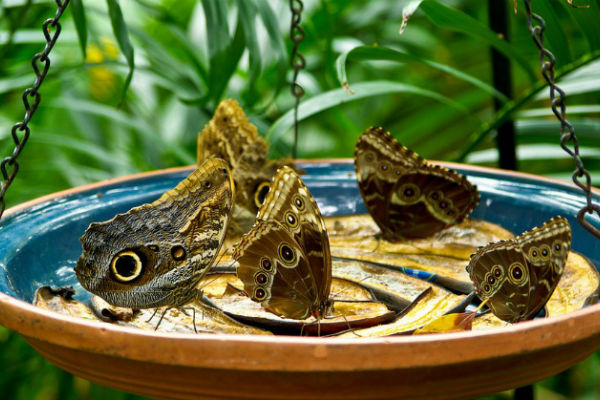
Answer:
top-left (354, 126), bottom-right (479, 239)
top-left (355, 127), bottom-right (420, 239)
top-left (234, 220), bottom-right (319, 319)
top-left (516, 216), bottom-right (571, 320)
top-left (467, 240), bottom-right (533, 322)
top-left (387, 165), bottom-right (479, 237)
top-left (256, 166), bottom-right (331, 303)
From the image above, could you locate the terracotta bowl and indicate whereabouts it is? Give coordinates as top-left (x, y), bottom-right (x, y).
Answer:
top-left (1, 160), bottom-right (599, 400)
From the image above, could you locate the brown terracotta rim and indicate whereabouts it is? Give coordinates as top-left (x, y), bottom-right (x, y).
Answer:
top-left (1, 290), bottom-right (599, 372)
top-left (1, 160), bottom-right (599, 373)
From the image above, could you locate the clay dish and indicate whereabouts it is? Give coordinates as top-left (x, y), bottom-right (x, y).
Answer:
top-left (0, 160), bottom-right (599, 400)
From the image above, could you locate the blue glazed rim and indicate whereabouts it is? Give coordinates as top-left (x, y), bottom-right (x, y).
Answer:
top-left (0, 159), bottom-right (598, 307)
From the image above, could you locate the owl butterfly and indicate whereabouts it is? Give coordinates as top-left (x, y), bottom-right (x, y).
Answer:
top-left (233, 166), bottom-right (332, 321)
top-left (197, 99), bottom-right (291, 219)
top-left (466, 216), bottom-right (571, 323)
top-left (75, 158), bottom-right (235, 310)
top-left (354, 127), bottom-right (480, 239)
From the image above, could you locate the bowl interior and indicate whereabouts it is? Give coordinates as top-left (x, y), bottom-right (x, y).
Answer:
top-left (0, 161), bottom-right (599, 305)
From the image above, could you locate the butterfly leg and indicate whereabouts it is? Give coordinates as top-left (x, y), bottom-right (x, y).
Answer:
top-left (370, 233), bottom-right (385, 252)
top-left (342, 313), bottom-right (363, 337)
top-left (153, 307), bottom-right (171, 331)
top-left (324, 313), bottom-right (363, 337)
top-left (300, 319), bottom-right (318, 336)
top-left (145, 307), bottom-right (160, 323)
top-left (177, 306), bottom-right (198, 333)
top-left (317, 318), bottom-right (321, 337)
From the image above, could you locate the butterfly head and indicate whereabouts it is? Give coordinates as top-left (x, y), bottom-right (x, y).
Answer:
top-left (75, 159), bottom-right (235, 309)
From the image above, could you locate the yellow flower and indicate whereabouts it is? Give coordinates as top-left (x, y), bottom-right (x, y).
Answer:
top-left (85, 40), bottom-right (119, 100)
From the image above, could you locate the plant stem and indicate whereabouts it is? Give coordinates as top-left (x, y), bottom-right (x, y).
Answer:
top-left (488, 0), bottom-right (517, 170)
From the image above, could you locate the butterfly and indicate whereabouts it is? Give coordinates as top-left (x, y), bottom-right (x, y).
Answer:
top-left (75, 158), bottom-right (235, 310)
top-left (466, 216), bottom-right (571, 322)
top-left (197, 99), bottom-right (291, 220)
top-left (232, 166), bottom-right (332, 320)
top-left (354, 127), bottom-right (480, 239)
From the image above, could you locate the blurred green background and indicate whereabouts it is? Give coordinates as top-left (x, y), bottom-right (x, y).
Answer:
top-left (1, 0), bottom-right (599, 398)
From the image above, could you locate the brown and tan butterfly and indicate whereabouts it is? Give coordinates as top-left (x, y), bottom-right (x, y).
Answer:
top-left (354, 126), bottom-right (480, 239)
top-left (197, 99), bottom-right (291, 218)
top-left (75, 158), bottom-right (235, 309)
top-left (466, 216), bottom-right (571, 322)
top-left (232, 166), bottom-right (332, 320)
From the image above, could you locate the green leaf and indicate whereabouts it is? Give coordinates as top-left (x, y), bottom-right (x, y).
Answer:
top-left (237, 0), bottom-right (261, 104)
top-left (418, 0), bottom-right (537, 82)
top-left (70, 0), bottom-right (87, 59)
top-left (568, 0), bottom-right (600, 51)
top-left (49, 97), bottom-right (195, 165)
top-left (534, 0), bottom-right (572, 65)
top-left (106, 0), bottom-right (135, 105)
top-left (336, 45), bottom-right (508, 102)
top-left (519, 106), bottom-right (600, 118)
top-left (456, 50), bottom-right (600, 162)
top-left (399, 0), bottom-right (425, 34)
top-left (256, 0), bottom-right (288, 99)
top-left (266, 80), bottom-right (472, 149)
top-left (202, 0), bottom-right (241, 103)
top-left (128, 26), bottom-right (206, 100)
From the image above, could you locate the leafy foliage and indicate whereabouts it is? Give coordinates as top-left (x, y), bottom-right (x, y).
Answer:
top-left (0, 0), bottom-right (599, 399)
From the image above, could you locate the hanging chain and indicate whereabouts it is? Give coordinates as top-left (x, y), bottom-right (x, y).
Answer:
top-left (0, 0), bottom-right (71, 219)
top-left (524, 0), bottom-right (600, 239)
top-left (289, 0), bottom-right (305, 160)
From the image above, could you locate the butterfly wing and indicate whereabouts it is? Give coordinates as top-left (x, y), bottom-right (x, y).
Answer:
top-left (388, 165), bottom-right (479, 237)
top-left (197, 99), bottom-right (290, 215)
top-left (234, 220), bottom-right (318, 319)
top-left (256, 166), bottom-right (332, 302)
top-left (354, 127), bottom-right (479, 239)
top-left (76, 158), bottom-right (235, 309)
top-left (355, 127), bottom-right (420, 239)
top-left (516, 216), bottom-right (571, 320)
top-left (234, 166), bottom-right (331, 319)
top-left (467, 240), bottom-right (533, 322)
top-left (467, 217), bottom-right (572, 322)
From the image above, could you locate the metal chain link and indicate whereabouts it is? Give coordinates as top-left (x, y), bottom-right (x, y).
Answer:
top-left (0, 0), bottom-right (71, 219)
top-left (289, 0), bottom-right (305, 160)
top-left (524, 0), bottom-right (600, 239)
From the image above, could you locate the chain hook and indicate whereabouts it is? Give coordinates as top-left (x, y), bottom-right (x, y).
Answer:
top-left (0, 0), bottom-right (71, 219)
top-left (289, 0), bottom-right (305, 160)
top-left (524, 0), bottom-right (600, 239)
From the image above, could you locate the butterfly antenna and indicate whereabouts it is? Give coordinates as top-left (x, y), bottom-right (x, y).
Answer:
top-left (214, 247), bottom-right (231, 268)
top-left (197, 274), bottom-right (222, 293)
top-left (330, 274), bottom-right (373, 300)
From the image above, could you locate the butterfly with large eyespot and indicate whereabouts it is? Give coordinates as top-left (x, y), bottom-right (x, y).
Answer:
top-left (354, 127), bottom-right (480, 239)
top-left (232, 166), bottom-right (332, 320)
top-left (75, 158), bottom-right (235, 310)
top-left (466, 216), bottom-right (571, 323)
